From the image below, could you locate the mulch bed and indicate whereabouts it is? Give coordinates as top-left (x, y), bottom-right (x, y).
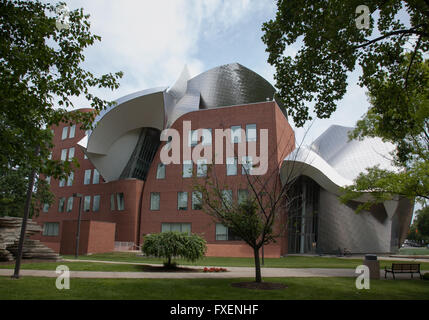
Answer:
top-left (139, 265), bottom-right (202, 273)
top-left (231, 282), bottom-right (288, 290)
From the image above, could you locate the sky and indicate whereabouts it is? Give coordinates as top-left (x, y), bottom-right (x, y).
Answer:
top-left (61, 0), bottom-right (371, 145)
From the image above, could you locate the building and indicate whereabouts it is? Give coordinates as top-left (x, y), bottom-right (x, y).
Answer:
top-left (33, 63), bottom-right (413, 256)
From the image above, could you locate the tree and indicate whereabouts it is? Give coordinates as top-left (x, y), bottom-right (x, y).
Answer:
top-left (0, 0), bottom-right (123, 181)
top-left (142, 232), bottom-right (207, 268)
top-left (262, 1), bottom-right (428, 127)
top-left (416, 206), bottom-right (429, 239)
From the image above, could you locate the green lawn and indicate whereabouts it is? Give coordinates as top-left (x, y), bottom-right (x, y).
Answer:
top-left (398, 247), bottom-right (429, 256)
top-left (0, 276), bottom-right (428, 300)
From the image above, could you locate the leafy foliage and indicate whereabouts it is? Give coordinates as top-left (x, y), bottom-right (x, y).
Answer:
top-left (142, 232), bottom-right (207, 268)
top-left (262, 0), bottom-right (429, 127)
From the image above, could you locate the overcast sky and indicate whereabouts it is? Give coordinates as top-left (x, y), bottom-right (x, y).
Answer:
top-left (60, 0), bottom-right (371, 145)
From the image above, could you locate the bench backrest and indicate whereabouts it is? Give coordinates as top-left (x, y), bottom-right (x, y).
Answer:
top-left (391, 263), bottom-right (420, 271)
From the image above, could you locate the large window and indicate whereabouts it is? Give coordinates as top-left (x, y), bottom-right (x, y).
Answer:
top-left (246, 124), bottom-right (257, 142)
top-left (69, 125), bottom-right (76, 139)
top-left (201, 129), bottom-right (212, 146)
top-left (161, 223), bottom-right (191, 234)
top-left (93, 169), bottom-right (100, 184)
top-left (221, 190), bottom-right (233, 207)
top-left (177, 192), bottom-right (188, 210)
top-left (67, 172), bottom-right (74, 187)
top-left (68, 147), bottom-right (75, 160)
top-left (84, 195), bottom-right (91, 212)
top-left (226, 157), bottom-right (237, 176)
top-left (183, 160), bottom-right (193, 178)
top-left (242, 156), bottom-right (253, 175)
top-left (84, 169), bottom-right (91, 185)
top-left (66, 197), bottom-right (73, 212)
top-left (58, 197), bottom-right (66, 213)
top-left (156, 163), bottom-right (165, 179)
top-left (43, 223), bottom-right (59, 236)
top-left (61, 127), bottom-right (68, 140)
top-left (116, 193), bottom-right (125, 211)
top-left (216, 223), bottom-right (241, 241)
top-left (42, 203), bottom-right (50, 213)
top-left (59, 178), bottom-right (66, 188)
top-left (93, 195), bottom-right (100, 212)
top-left (150, 192), bottom-right (160, 210)
top-left (231, 126), bottom-right (242, 143)
top-left (60, 149), bottom-right (67, 161)
top-left (192, 191), bottom-right (202, 210)
top-left (238, 189), bottom-right (249, 204)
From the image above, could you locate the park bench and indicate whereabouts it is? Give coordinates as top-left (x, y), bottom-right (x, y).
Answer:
top-left (384, 263), bottom-right (422, 279)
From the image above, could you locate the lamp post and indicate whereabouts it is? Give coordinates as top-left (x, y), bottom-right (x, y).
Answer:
top-left (72, 193), bottom-right (83, 259)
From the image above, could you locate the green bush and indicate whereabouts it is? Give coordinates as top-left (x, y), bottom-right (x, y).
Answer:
top-left (423, 273), bottom-right (429, 281)
top-left (142, 232), bottom-right (207, 268)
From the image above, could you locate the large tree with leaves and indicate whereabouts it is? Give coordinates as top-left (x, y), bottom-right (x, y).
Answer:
top-left (262, 1), bottom-right (429, 209)
top-left (0, 0), bottom-right (122, 188)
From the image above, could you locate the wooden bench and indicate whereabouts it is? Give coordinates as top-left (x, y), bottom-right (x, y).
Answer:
top-left (384, 263), bottom-right (422, 279)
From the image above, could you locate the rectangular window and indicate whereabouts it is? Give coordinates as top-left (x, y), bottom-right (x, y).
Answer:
top-left (58, 197), bottom-right (66, 212)
top-left (116, 193), bottom-right (125, 211)
top-left (222, 190), bottom-right (233, 207)
top-left (196, 159), bottom-right (207, 177)
top-left (69, 124), bottom-right (76, 139)
top-left (42, 203), bottom-right (50, 213)
top-left (246, 124), bottom-right (257, 142)
top-left (177, 192), bottom-right (188, 210)
top-left (60, 149), bottom-right (67, 161)
top-left (67, 172), bottom-right (74, 187)
top-left (93, 169), bottom-right (100, 184)
top-left (161, 223), bottom-right (191, 234)
top-left (183, 160), bottom-right (193, 178)
top-left (242, 156), bottom-right (253, 175)
top-left (202, 128), bottom-right (212, 146)
top-left (156, 163), bottom-right (165, 179)
top-left (66, 197), bottom-right (73, 212)
top-left (238, 189), bottom-right (249, 204)
top-left (231, 125), bottom-right (242, 143)
top-left (84, 195), bottom-right (91, 212)
top-left (226, 157), bottom-right (237, 176)
top-left (68, 147), bottom-right (75, 160)
top-left (216, 223), bottom-right (241, 241)
top-left (110, 194), bottom-right (115, 211)
top-left (61, 127), bottom-right (68, 140)
top-left (43, 222), bottom-right (59, 236)
top-left (59, 178), bottom-right (66, 187)
top-left (84, 169), bottom-right (91, 185)
top-left (93, 195), bottom-right (100, 212)
top-left (150, 192), bottom-right (160, 210)
top-left (192, 191), bottom-right (202, 210)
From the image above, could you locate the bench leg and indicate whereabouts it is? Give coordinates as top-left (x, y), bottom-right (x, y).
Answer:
top-left (411, 273), bottom-right (413, 279)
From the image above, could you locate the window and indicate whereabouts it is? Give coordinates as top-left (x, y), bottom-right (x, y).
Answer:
top-left (238, 189), bottom-right (249, 204)
top-left (43, 222), bottom-right (59, 236)
top-left (231, 126), bottom-right (242, 143)
top-left (58, 197), bottom-right (66, 212)
top-left (116, 193), bottom-right (125, 211)
top-left (61, 127), bottom-right (68, 140)
top-left (59, 178), bottom-right (66, 187)
top-left (150, 192), bottom-right (160, 210)
top-left (69, 125), bottom-right (76, 139)
top-left (93, 195), bottom-right (100, 212)
top-left (216, 223), bottom-right (241, 241)
top-left (110, 194), bottom-right (115, 211)
top-left (84, 169), bottom-right (91, 185)
top-left (68, 147), bottom-right (75, 160)
top-left (66, 197), bottom-right (73, 212)
top-left (222, 190), bottom-right (233, 207)
top-left (42, 203), bottom-right (50, 213)
top-left (45, 176), bottom-right (51, 185)
top-left (60, 149), bottom-right (67, 161)
top-left (196, 159), bottom-right (207, 177)
top-left (93, 169), bottom-right (100, 184)
top-left (226, 157), bottom-right (237, 176)
top-left (246, 124), bottom-right (257, 142)
top-left (202, 129), bottom-right (212, 146)
top-left (156, 163), bottom-right (165, 179)
top-left (192, 191), bottom-right (202, 210)
top-left (183, 160), bottom-right (193, 178)
top-left (161, 223), bottom-right (191, 234)
top-left (188, 130), bottom-right (198, 147)
top-left (84, 196), bottom-right (91, 212)
top-left (67, 172), bottom-right (74, 187)
top-left (242, 156), bottom-right (253, 175)
top-left (177, 192), bottom-right (188, 210)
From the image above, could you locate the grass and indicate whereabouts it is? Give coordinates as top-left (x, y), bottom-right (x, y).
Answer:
top-left (0, 276), bottom-right (428, 300)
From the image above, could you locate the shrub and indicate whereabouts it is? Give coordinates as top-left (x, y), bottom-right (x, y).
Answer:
top-left (423, 273), bottom-right (429, 281)
top-left (142, 232), bottom-right (207, 268)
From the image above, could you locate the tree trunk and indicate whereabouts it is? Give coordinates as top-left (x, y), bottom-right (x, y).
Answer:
top-left (253, 247), bottom-right (262, 283)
